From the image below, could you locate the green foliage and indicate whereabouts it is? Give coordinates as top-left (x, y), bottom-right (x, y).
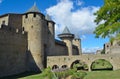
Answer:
top-left (55, 69), bottom-right (76, 78)
top-left (40, 68), bottom-right (87, 79)
top-left (71, 71), bottom-right (87, 79)
top-left (94, 0), bottom-right (120, 39)
top-left (39, 67), bottom-right (58, 79)
top-left (91, 59), bottom-right (113, 70)
top-left (72, 62), bottom-right (88, 71)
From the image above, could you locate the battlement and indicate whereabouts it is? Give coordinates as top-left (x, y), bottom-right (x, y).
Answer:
top-left (23, 12), bottom-right (45, 20)
top-left (0, 25), bottom-right (27, 36)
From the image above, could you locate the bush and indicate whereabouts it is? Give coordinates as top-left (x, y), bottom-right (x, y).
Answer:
top-left (71, 71), bottom-right (87, 79)
top-left (39, 67), bottom-right (87, 79)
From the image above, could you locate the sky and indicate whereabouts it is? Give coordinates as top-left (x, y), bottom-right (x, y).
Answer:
top-left (0, 0), bottom-right (109, 53)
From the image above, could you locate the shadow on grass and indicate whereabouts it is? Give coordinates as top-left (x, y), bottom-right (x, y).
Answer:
top-left (0, 71), bottom-right (41, 79)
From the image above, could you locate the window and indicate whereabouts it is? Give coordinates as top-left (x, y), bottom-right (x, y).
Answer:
top-left (22, 27), bottom-right (24, 31)
top-left (2, 20), bottom-right (5, 25)
top-left (25, 14), bottom-right (28, 18)
top-left (31, 26), bottom-right (33, 28)
top-left (34, 13), bottom-right (36, 17)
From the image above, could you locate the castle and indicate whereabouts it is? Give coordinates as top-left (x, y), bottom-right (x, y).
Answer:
top-left (0, 4), bottom-right (82, 77)
top-left (1, 3), bottom-right (120, 78)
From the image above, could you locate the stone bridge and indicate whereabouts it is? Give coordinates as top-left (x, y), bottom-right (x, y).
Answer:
top-left (47, 54), bottom-right (120, 71)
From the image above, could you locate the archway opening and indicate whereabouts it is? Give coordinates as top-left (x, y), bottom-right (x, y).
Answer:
top-left (91, 59), bottom-right (113, 71)
top-left (61, 65), bottom-right (68, 69)
top-left (52, 65), bottom-right (59, 70)
top-left (71, 60), bottom-right (88, 71)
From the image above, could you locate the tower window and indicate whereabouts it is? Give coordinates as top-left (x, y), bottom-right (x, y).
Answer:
top-left (2, 20), bottom-right (5, 25)
top-left (34, 13), bottom-right (36, 17)
top-left (22, 27), bottom-right (24, 31)
top-left (25, 14), bottom-right (28, 18)
top-left (31, 26), bottom-right (33, 28)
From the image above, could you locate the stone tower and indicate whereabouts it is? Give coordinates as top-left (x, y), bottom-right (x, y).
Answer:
top-left (22, 3), bottom-right (46, 71)
top-left (72, 35), bottom-right (82, 55)
top-left (45, 14), bottom-right (55, 55)
top-left (58, 27), bottom-right (74, 56)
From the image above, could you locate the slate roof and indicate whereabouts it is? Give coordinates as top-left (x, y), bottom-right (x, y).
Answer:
top-left (75, 34), bottom-right (80, 39)
top-left (27, 3), bottom-right (40, 13)
top-left (62, 26), bottom-right (71, 34)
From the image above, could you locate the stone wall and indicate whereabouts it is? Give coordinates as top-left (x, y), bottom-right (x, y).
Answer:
top-left (53, 42), bottom-right (68, 56)
top-left (110, 46), bottom-right (120, 54)
top-left (0, 15), bottom-right (9, 27)
top-left (8, 14), bottom-right (22, 30)
top-left (0, 28), bottom-right (27, 77)
top-left (72, 46), bottom-right (79, 55)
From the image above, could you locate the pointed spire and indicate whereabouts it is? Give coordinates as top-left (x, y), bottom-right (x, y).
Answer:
top-left (27, 2), bottom-right (40, 13)
top-left (62, 26), bottom-right (71, 34)
top-left (34, 2), bottom-right (36, 6)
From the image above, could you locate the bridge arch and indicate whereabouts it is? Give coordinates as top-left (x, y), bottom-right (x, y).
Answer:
top-left (90, 59), bottom-right (113, 71)
top-left (61, 65), bottom-right (68, 68)
top-left (70, 60), bottom-right (88, 71)
top-left (52, 65), bottom-right (59, 70)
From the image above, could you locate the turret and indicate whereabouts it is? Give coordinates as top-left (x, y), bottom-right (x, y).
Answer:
top-left (58, 27), bottom-right (74, 56)
top-left (22, 3), bottom-right (46, 71)
top-left (45, 14), bottom-right (55, 55)
top-left (45, 14), bottom-right (55, 37)
top-left (72, 34), bottom-right (82, 55)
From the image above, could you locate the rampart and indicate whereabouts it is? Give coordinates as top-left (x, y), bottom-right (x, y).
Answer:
top-left (0, 28), bottom-right (27, 77)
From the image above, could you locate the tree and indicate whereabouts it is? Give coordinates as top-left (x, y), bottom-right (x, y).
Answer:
top-left (94, 0), bottom-right (120, 41)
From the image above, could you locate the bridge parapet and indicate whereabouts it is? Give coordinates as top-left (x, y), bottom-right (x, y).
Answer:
top-left (47, 54), bottom-right (120, 71)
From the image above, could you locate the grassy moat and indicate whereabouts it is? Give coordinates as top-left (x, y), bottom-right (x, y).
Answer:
top-left (1, 59), bottom-right (118, 79)
top-left (1, 69), bottom-right (120, 79)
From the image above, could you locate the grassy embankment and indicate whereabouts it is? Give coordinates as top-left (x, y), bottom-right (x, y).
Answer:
top-left (1, 70), bottom-right (120, 79)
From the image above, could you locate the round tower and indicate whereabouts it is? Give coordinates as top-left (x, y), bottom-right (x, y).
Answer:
top-left (58, 26), bottom-right (74, 56)
top-left (22, 3), bottom-right (46, 71)
top-left (45, 14), bottom-right (55, 37)
top-left (45, 14), bottom-right (55, 55)
top-left (73, 34), bottom-right (82, 55)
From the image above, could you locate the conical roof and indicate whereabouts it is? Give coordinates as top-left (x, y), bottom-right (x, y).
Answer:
top-left (27, 3), bottom-right (40, 13)
top-left (62, 26), bottom-right (71, 34)
top-left (75, 34), bottom-right (80, 39)
top-left (58, 26), bottom-right (74, 39)
top-left (45, 14), bottom-right (52, 21)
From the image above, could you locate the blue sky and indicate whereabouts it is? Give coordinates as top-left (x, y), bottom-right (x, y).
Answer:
top-left (0, 0), bottom-right (109, 53)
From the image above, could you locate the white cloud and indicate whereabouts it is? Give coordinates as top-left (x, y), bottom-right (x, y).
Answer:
top-left (75, 0), bottom-right (83, 6)
top-left (0, 0), bottom-right (2, 3)
top-left (81, 35), bottom-right (86, 40)
top-left (46, 0), bottom-right (99, 38)
top-left (82, 47), bottom-right (102, 53)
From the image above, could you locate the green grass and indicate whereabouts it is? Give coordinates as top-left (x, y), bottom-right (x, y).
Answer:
top-left (1, 70), bottom-right (120, 79)
top-left (84, 70), bottom-right (120, 79)
top-left (18, 74), bottom-right (43, 79)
